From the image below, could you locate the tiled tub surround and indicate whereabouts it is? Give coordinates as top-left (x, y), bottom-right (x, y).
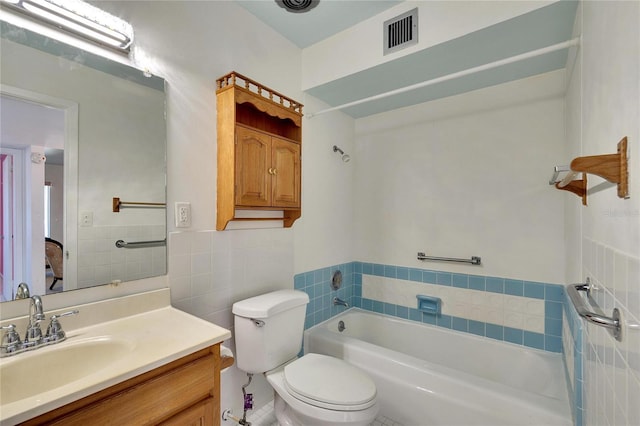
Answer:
top-left (296, 262), bottom-right (564, 353)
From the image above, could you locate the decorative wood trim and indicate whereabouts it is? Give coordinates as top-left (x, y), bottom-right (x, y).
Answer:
top-left (216, 71), bottom-right (303, 117)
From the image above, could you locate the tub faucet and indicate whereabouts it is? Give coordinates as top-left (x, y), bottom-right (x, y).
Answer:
top-left (24, 295), bottom-right (45, 348)
top-left (333, 297), bottom-right (349, 308)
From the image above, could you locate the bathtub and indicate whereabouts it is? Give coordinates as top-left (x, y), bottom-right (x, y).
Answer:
top-left (303, 308), bottom-right (571, 426)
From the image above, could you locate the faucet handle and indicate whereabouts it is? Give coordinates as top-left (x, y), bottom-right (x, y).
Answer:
top-left (1, 324), bottom-right (23, 355)
top-left (1, 324), bottom-right (21, 344)
top-left (45, 310), bottom-right (79, 342)
top-left (24, 320), bottom-right (44, 347)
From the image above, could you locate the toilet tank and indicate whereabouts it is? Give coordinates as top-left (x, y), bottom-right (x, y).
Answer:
top-left (232, 289), bottom-right (309, 373)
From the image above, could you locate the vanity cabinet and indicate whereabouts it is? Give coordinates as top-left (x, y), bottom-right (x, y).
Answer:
top-left (20, 344), bottom-right (234, 426)
top-left (216, 71), bottom-right (303, 230)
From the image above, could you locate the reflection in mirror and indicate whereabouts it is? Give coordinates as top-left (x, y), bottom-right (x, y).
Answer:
top-left (0, 20), bottom-right (167, 301)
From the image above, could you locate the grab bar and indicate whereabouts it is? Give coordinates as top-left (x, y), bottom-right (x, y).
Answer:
top-left (549, 165), bottom-right (571, 185)
top-left (417, 252), bottom-right (481, 265)
top-left (566, 278), bottom-right (622, 341)
top-left (113, 197), bottom-right (166, 212)
top-left (115, 239), bottom-right (166, 248)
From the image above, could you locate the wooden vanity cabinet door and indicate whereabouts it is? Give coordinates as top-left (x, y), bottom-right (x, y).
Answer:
top-left (235, 126), bottom-right (271, 207)
top-left (159, 397), bottom-right (214, 426)
top-left (271, 137), bottom-right (300, 208)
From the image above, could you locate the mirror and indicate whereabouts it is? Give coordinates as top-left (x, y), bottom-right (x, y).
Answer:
top-left (0, 20), bottom-right (167, 301)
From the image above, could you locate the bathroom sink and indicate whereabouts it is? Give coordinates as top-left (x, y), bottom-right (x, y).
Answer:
top-left (0, 292), bottom-right (232, 425)
top-left (0, 336), bottom-right (134, 405)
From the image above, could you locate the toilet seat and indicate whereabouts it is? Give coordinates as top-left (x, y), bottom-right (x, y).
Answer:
top-left (283, 353), bottom-right (377, 411)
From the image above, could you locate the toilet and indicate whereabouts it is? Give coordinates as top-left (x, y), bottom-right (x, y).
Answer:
top-left (232, 289), bottom-right (379, 426)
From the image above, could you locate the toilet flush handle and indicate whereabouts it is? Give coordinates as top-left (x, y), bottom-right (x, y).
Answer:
top-left (250, 318), bottom-right (265, 327)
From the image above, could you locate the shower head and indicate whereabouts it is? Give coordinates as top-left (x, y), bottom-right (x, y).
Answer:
top-left (333, 145), bottom-right (351, 162)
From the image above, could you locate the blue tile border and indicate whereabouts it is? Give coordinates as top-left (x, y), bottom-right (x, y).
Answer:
top-left (295, 262), bottom-right (566, 355)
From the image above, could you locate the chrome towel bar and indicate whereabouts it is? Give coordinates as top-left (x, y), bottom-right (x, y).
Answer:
top-left (567, 278), bottom-right (622, 341)
top-left (115, 239), bottom-right (166, 248)
top-left (417, 252), bottom-right (481, 265)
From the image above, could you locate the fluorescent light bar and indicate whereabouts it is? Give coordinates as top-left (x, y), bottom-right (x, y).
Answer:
top-left (1, 0), bottom-right (133, 51)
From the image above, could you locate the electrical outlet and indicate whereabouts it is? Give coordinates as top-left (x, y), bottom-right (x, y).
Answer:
top-left (175, 202), bottom-right (191, 228)
top-left (80, 212), bottom-right (93, 227)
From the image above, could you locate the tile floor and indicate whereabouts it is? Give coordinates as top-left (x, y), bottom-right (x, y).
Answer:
top-left (245, 401), bottom-right (403, 426)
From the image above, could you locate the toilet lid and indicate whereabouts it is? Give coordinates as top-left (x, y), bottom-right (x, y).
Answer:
top-left (284, 353), bottom-right (376, 410)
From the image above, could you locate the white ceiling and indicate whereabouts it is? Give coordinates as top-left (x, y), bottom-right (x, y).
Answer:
top-left (236, 1), bottom-right (402, 48)
top-left (236, 0), bottom-right (579, 118)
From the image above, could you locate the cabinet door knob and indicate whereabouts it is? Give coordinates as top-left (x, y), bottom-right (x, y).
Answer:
top-left (268, 168), bottom-right (274, 175)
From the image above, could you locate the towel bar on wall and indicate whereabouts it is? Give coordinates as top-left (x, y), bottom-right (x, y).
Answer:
top-left (566, 278), bottom-right (622, 341)
top-left (417, 252), bottom-right (481, 265)
top-left (115, 239), bottom-right (166, 248)
top-left (112, 197), bottom-right (166, 212)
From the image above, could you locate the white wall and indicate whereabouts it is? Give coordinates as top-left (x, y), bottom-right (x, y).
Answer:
top-left (302, 0), bottom-right (553, 90)
top-left (564, 1), bottom-right (640, 425)
top-left (45, 163), bottom-right (64, 242)
top-left (354, 70), bottom-right (566, 284)
top-left (295, 95), bottom-right (355, 273)
top-left (27, 146), bottom-right (46, 294)
top-left (93, 0), bottom-right (358, 414)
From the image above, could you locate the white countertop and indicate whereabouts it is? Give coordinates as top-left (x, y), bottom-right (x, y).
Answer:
top-left (0, 290), bottom-right (231, 425)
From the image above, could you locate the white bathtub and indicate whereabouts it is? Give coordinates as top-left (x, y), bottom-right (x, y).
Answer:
top-left (304, 308), bottom-right (571, 426)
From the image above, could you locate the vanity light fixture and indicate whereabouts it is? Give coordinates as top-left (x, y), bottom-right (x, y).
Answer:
top-left (0, 0), bottom-right (134, 51)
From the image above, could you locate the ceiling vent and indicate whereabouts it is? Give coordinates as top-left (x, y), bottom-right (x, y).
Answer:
top-left (384, 8), bottom-right (418, 55)
top-left (275, 0), bottom-right (319, 13)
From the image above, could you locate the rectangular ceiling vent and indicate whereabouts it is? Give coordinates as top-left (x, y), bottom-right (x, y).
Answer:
top-left (383, 8), bottom-right (418, 55)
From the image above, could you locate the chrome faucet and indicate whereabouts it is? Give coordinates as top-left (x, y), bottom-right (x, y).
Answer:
top-left (24, 295), bottom-right (45, 348)
top-left (0, 295), bottom-right (79, 357)
top-left (333, 297), bottom-right (349, 308)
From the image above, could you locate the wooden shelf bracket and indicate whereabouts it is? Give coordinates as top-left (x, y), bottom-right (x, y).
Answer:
top-left (554, 137), bottom-right (629, 204)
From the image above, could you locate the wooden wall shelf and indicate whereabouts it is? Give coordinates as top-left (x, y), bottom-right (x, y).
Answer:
top-left (555, 137), bottom-right (629, 205)
top-left (216, 71), bottom-right (303, 231)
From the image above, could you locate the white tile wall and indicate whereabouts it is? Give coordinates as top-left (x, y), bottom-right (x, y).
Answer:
top-left (563, 314), bottom-right (575, 388)
top-left (581, 238), bottom-right (640, 426)
top-left (168, 229), bottom-right (296, 420)
top-left (362, 275), bottom-right (545, 334)
top-left (76, 224), bottom-right (166, 287)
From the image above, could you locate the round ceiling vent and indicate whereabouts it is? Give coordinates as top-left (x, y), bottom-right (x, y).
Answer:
top-left (275, 0), bottom-right (319, 13)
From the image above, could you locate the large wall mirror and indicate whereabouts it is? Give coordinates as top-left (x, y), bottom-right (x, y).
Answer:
top-left (0, 21), bottom-right (167, 302)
